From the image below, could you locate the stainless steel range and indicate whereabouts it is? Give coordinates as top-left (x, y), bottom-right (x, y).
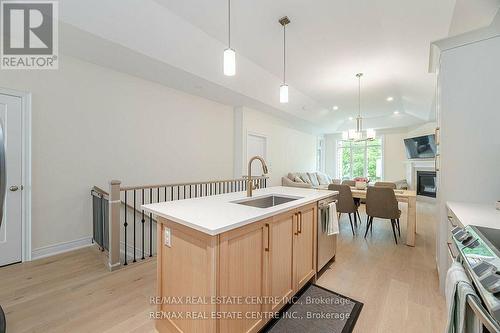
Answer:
top-left (452, 225), bottom-right (500, 332)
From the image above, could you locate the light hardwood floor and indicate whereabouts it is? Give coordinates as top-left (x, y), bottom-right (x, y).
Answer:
top-left (317, 201), bottom-right (446, 333)
top-left (0, 201), bottom-right (445, 333)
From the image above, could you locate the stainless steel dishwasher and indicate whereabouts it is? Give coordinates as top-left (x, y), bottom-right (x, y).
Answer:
top-left (317, 195), bottom-right (338, 272)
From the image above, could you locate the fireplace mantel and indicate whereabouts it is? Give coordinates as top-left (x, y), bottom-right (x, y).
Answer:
top-left (404, 159), bottom-right (436, 191)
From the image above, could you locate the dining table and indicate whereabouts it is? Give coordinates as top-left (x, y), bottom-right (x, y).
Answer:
top-left (349, 187), bottom-right (417, 246)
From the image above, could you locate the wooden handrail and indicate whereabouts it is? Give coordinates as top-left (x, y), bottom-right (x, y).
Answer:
top-left (91, 185), bottom-right (109, 198)
top-left (119, 176), bottom-right (268, 191)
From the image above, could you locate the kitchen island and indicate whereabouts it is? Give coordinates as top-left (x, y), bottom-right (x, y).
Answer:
top-left (142, 186), bottom-right (336, 333)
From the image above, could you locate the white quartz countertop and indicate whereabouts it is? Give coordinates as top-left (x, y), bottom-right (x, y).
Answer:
top-left (142, 186), bottom-right (337, 235)
top-left (447, 201), bottom-right (500, 229)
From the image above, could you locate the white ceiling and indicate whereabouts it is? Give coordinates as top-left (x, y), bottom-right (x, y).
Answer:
top-left (153, 0), bottom-right (456, 130)
top-left (58, 0), bottom-right (498, 133)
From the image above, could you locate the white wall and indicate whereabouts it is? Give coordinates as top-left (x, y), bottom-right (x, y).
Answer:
top-left (324, 133), bottom-right (341, 178)
top-left (406, 122), bottom-right (437, 138)
top-left (0, 56), bottom-right (235, 251)
top-left (235, 107), bottom-right (317, 186)
top-left (383, 132), bottom-right (407, 181)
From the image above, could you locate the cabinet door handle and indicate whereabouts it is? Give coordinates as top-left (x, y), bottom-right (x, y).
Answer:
top-left (298, 212), bottom-right (302, 234)
top-left (294, 214), bottom-right (299, 235)
top-left (265, 223), bottom-right (270, 252)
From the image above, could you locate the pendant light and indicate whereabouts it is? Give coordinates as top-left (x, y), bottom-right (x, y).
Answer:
top-left (279, 16), bottom-right (290, 103)
top-left (223, 0), bottom-right (236, 76)
top-left (342, 73), bottom-right (376, 141)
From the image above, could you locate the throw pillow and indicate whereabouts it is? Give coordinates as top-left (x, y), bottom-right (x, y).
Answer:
top-left (307, 172), bottom-right (320, 186)
top-left (316, 172), bottom-right (331, 185)
top-left (298, 172), bottom-right (312, 184)
top-left (294, 176), bottom-right (305, 183)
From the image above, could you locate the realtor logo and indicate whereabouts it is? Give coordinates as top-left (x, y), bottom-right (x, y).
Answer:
top-left (1, 0), bottom-right (58, 69)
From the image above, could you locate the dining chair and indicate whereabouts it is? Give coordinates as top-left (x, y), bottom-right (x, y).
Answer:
top-left (365, 186), bottom-right (401, 244)
top-left (341, 180), bottom-right (356, 187)
top-left (374, 181), bottom-right (397, 189)
top-left (341, 179), bottom-right (362, 210)
top-left (328, 184), bottom-right (360, 235)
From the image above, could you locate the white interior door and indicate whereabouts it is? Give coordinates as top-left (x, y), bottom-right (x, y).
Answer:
top-left (247, 134), bottom-right (267, 176)
top-left (0, 94), bottom-right (23, 266)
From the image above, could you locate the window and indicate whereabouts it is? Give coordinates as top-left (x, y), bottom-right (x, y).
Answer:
top-left (336, 137), bottom-right (383, 181)
top-left (316, 136), bottom-right (325, 172)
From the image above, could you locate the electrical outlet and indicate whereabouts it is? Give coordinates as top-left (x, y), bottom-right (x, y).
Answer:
top-left (164, 227), bottom-right (171, 247)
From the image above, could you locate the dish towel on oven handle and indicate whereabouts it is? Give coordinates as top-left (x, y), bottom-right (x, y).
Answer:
top-left (445, 261), bottom-right (481, 333)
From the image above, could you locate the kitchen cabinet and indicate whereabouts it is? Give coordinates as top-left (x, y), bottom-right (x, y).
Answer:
top-left (267, 210), bottom-right (295, 313)
top-left (218, 220), bottom-right (269, 333)
top-left (155, 199), bottom-right (322, 333)
top-left (294, 204), bottom-right (317, 291)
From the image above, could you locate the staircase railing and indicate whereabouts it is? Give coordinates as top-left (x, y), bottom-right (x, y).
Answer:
top-left (92, 176), bottom-right (268, 271)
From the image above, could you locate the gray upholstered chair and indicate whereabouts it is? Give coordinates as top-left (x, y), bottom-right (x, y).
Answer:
top-left (374, 181), bottom-right (397, 189)
top-left (328, 184), bottom-right (360, 235)
top-left (365, 186), bottom-right (401, 244)
top-left (341, 180), bottom-right (356, 187)
top-left (341, 179), bottom-right (362, 207)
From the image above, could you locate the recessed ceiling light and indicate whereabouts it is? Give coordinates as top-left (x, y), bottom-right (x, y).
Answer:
top-left (348, 117), bottom-right (353, 121)
top-left (393, 110), bottom-right (399, 115)
top-left (332, 106), bottom-right (339, 111)
top-left (386, 96), bottom-right (394, 102)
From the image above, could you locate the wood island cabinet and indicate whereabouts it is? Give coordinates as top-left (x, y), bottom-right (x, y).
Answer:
top-left (156, 202), bottom-right (318, 333)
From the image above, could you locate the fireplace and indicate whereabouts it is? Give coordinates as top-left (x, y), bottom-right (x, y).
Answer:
top-left (417, 171), bottom-right (437, 198)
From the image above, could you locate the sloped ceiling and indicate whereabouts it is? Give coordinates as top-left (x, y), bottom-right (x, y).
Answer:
top-left (58, 0), bottom-right (481, 133)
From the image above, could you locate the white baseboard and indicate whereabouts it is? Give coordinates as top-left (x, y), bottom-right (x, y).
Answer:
top-left (31, 236), bottom-right (94, 260)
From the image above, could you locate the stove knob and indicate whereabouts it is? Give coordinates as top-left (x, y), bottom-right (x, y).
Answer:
top-left (451, 226), bottom-right (463, 235)
top-left (480, 273), bottom-right (500, 293)
top-left (473, 261), bottom-right (497, 278)
top-left (463, 238), bottom-right (479, 249)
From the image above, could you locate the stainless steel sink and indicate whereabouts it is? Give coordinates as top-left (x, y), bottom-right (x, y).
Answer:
top-left (233, 195), bottom-right (302, 208)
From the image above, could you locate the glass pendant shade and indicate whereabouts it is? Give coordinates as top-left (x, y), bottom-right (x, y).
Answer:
top-left (223, 48), bottom-right (236, 76)
top-left (366, 128), bottom-right (376, 140)
top-left (280, 84), bottom-right (289, 103)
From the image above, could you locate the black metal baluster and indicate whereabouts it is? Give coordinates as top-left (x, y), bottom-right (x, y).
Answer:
top-left (141, 189), bottom-right (145, 260)
top-left (170, 186), bottom-right (173, 201)
top-left (133, 190), bottom-right (136, 263)
top-left (157, 187), bottom-right (160, 203)
top-left (149, 188), bottom-right (153, 257)
top-left (124, 191), bottom-right (128, 266)
top-left (177, 186), bottom-right (180, 200)
top-left (183, 185), bottom-right (186, 199)
top-left (195, 184), bottom-right (198, 197)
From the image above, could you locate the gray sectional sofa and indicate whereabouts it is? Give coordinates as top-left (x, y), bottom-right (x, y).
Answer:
top-left (281, 172), bottom-right (340, 189)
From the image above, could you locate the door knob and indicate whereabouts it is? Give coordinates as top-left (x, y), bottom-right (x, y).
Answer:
top-left (9, 185), bottom-right (19, 192)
